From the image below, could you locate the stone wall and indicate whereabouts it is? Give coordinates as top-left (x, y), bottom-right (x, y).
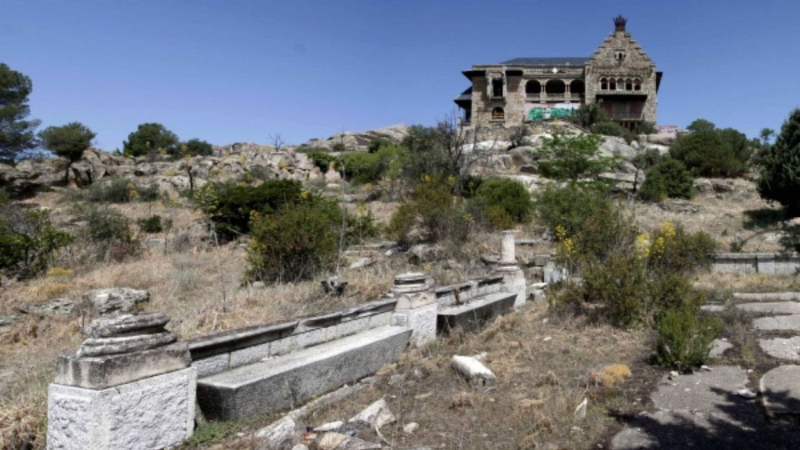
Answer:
top-left (711, 253), bottom-right (800, 275)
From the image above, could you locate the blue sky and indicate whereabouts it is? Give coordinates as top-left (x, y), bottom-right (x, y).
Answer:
top-left (3, 0), bottom-right (799, 150)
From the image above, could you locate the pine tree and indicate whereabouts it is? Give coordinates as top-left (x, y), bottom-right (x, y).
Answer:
top-left (758, 109), bottom-right (800, 216)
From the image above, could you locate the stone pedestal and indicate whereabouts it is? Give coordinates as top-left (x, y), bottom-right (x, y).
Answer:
top-left (495, 231), bottom-right (527, 309)
top-left (47, 313), bottom-right (196, 450)
top-left (389, 273), bottom-right (437, 347)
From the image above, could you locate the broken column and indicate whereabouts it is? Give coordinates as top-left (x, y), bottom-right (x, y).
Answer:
top-left (495, 230), bottom-right (527, 309)
top-left (390, 272), bottom-right (437, 347)
top-left (48, 313), bottom-right (196, 450)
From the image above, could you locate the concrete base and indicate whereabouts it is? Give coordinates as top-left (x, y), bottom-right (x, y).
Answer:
top-left (196, 326), bottom-right (411, 421)
top-left (47, 367), bottom-right (196, 450)
top-left (391, 303), bottom-right (437, 348)
top-left (437, 292), bottom-right (517, 334)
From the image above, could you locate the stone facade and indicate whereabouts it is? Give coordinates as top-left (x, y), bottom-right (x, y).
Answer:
top-left (455, 16), bottom-right (661, 130)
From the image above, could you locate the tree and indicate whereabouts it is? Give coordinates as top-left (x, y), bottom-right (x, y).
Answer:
top-left (0, 63), bottom-right (40, 163)
top-left (760, 128), bottom-right (775, 146)
top-left (39, 122), bottom-right (96, 183)
top-left (758, 109), bottom-right (800, 216)
top-left (122, 123), bottom-right (179, 157)
top-left (669, 119), bottom-right (753, 177)
top-left (639, 158), bottom-right (694, 202)
top-left (537, 133), bottom-right (616, 186)
top-left (178, 138), bottom-right (213, 157)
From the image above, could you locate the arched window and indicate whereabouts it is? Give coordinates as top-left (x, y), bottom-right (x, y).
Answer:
top-left (634, 78), bottom-right (642, 91)
top-left (609, 79), bottom-right (617, 90)
top-left (491, 107), bottom-right (505, 121)
top-left (600, 78), bottom-right (608, 90)
top-left (545, 79), bottom-right (566, 94)
top-left (625, 78), bottom-right (633, 91)
top-left (525, 80), bottom-right (541, 96)
top-left (570, 80), bottom-right (585, 95)
top-left (617, 78), bottom-right (624, 90)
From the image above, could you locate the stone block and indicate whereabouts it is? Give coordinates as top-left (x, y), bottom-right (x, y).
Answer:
top-left (193, 353), bottom-right (230, 378)
top-left (196, 326), bottom-right (411, 421)
top-left (294, 327), bottom-right (328, 350)
top-left (270, 336), bottom-right (295, 357)
top-left (230, 342), bottom-right (271, 368)
top-left (338, 317), bottom-right (370, 338)
top-left (56, 342), bottom-right (191, 390)
top-left (437, 292), bottom-right (516, 334)
top-left (48, 367), bottom-right (196, 450)
top-left (392, 303), bottom-right (437, 348)
top-left (369, 312), bottom-right (392, 328)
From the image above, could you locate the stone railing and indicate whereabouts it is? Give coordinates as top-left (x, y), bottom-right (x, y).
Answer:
top-left (188, 298), bottom-right (396, 378)
top-left (711, 252), bottom-right (800, 275)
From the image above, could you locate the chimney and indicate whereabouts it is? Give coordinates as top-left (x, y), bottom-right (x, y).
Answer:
top-left (613, 15), bottom-right (627, 32)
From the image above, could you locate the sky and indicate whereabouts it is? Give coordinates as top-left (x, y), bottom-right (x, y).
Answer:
top-left (3, 0), bottom-right (800, 150)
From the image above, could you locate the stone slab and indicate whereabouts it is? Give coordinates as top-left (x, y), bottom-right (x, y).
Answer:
top-left (437, 292), bottom-right (517, 334)
top-left (48, 367), bottom-right (196, 450)
top-left (733, 292), bottom-right (800, 302)
top-left (760, 365), bottom-right (800, 415)
top-left (651, 366), bottom-right (749, 412)
top-left (56, 342), bottom-right (190, 389)
top-left (196, 326), bottom-right (411, 421)
top-left (709, 339), bottom-right (734, 358)
top-left (753, 314), bottom-right (800, 332)
top-left (759, 337), bottom-right (800, 361)
top-left (735, 301), bottom-right (800, 315)
top-left (391, 303), bottom-right (437, 348)
top-left (700, 304), bottom-right (725, 313)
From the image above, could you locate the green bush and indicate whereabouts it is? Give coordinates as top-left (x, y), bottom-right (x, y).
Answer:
top-left (137, 215), bottom-right (168, 233)
top-left (757, 109), bottom-right (800, 216)
top-left (590, 121), bottom-right (637, 144)
top-left (669, 119), bottom-right (754, 177)
top-left (123, 123), bottom-right (180, 157)
top-left (582, 254), bottom-right (647, 327)
top-left (307, 151), bottom-right (338, 173)
top-left (570, 104), bottom-right (610, 130)
top-left (340, 152), bottom-right (382, 184)
top-left (473, 178), bottom-right (532, 224)
top-left (652, 307), bottom-right (722, 371)
top-left (646, 221), bottom-right (716, 273)
top-left (386, 177), bottom-right (472, 244)
top-left (84, 206), bottom-right (134, 243)
top-left (536, 133), bottom-right (616, 186)
top-left (86, 179), bottom-right (159, 203)
top-left (639, 159), bottom-right (694, 202)
top-left (367, 137), bottom-right (391, 153)
top-left (246, 198), bottom-right (342, 283)
top-left (177, 138), bottom-right (214, 157)
top-left (0, 203), bottom-right (73, 279)
top-left (535, 184), bottom-right (611, 238)
top-left (193, 180), bottom-right (304, 240)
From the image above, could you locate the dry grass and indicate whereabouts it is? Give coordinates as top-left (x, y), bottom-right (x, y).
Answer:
top-left (218, 304), bottom-right (651, 450)
top-left (629, 178), bottom-right (785, 253)
top-left (693, 272), bottom-right (800, 293)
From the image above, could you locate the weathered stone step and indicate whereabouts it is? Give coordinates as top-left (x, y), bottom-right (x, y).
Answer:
top-left (735, 302), bottom-right (800, 315)
top-left (733, 292), bottom-right (800, 303)
top-left (753, 315), bottom-right (800, 332)
top-left (760, 365), bottom-right (800, 416)
top-left (437, 292), bottom-right (517, 333)
top-left (196, 326), bottom-right (411, 421)
top-left (759, 337), bottom-right (800, 361)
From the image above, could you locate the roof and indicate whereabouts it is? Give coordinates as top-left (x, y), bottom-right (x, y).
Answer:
top-left (500, 57), bottom-right (589, 66)
top-left (454, 87), bottom-right (472, 104)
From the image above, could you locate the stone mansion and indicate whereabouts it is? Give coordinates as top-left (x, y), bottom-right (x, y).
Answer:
top-left (454, 16), bottom-right (662, 130)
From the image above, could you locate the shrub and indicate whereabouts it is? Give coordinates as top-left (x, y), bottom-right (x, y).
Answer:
top-left (86, 178), bottom-right (159, 203)
top-left (123, 123), bottom-right (180, 157)
top-left (340, 152), bottom-right (382, 184)
top-left (473, 177), bottom-right (532, 224)
top-left (582, 254), bottom-right (647, 327)
top-left (536, 133), bottom-right (616, 186)
top-left (332, 142), bottom-right (347, 153)
top-left (757, 108), bottom-right (800, 216)
top-left (386, 177), bottom-right (472, 244)
top-left (367, 137), bottom-right (391, 153)
top-left (669, 119), bottom-right (754, 177)
top-left (645, 221), bottom-right (716, 273)
top-left (535, 185), bottom-right (611, 238)
top-left (246, 198), bottom-right (342, 283)
top-left (137, 215), bottom-right (166, 233)
top-left (639, 159), bottom-right (694, 202)
top-left (193, 179), bottom-right (304, 240)
top-left (508, 125), bottom-right (531, 149)
top-left (570, 104), bottom-right (610, 130)
top-left (652, 307), bottom-right (722, 371)
top-left (0, 203), bottom-right (73, 279)
top-left (77, 205), bottom-right (140, 262)
top-left (177, 138), bottom-right (214, 157)
top-left (590, 121), bottom-right (637, 144)
top-left (307, 151), bottom-right (338, 173)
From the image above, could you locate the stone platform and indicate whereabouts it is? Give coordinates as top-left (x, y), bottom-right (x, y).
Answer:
top-left (196, 326), bottom-right (411, 421)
